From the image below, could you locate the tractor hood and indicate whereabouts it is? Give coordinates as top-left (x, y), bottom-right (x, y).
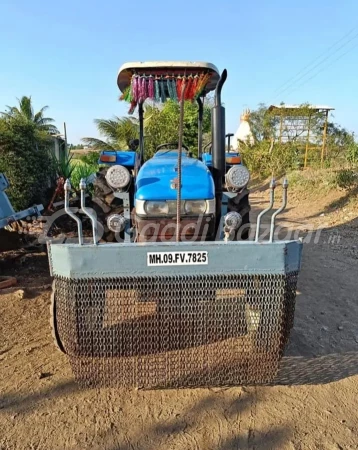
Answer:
top-left (135, 150), bottom-right (215, 201)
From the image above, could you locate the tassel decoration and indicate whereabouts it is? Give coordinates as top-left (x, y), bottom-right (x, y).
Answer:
top-left (189, 75), bottom-right (199, 100)
top-left (120, 71), bottom-right (212, 112)
top-left (138, 76), bottom-right (145, 103)
top-left (176, 76), bottom-right (183, 99)
top-left (131, 75), bottom-right (139, 102)
top-left (119, 86), bottom-right (129, 101)
top-left (184, 75), bottom-right (193, 100)
top-left (124, 86), bottom-right (132, 102)
top-left (160, 78), bottom-right (166, 103)
top-left (180, 76), bottom-right (187, 100)
top-left (167, 78), bottom-right (174, 101)
top-left (148, 75), bottom-right (154, 99)
top-left (154, 78), bottom-right (160, 102)
top-left (128, 100), bottom-right (137, 115)
top-left (171, 79), bottom-right (178, 101)
top-left (195, 73), bottom-right (211, 98)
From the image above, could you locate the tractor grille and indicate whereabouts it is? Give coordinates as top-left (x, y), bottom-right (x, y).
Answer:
top-left (55, 272), bottom-right (298, 388)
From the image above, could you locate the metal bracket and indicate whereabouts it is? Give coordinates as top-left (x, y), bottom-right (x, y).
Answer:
top-left (115, 192), bottom-right (131, 243)
top-left (220, 191), bottom-right (237, 240)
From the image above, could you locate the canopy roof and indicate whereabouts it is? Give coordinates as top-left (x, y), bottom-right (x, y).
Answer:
top-left (268, 104), bottom-right (335, 112)
top-left (117, 61), bottom-right (220, 95)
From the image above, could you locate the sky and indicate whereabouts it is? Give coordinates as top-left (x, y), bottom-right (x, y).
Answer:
top-left (0, 0), bottom-right (357, 144)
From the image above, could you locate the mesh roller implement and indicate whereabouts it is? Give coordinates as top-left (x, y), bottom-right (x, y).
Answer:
top-left (54, 272), bottom-right (298, 388)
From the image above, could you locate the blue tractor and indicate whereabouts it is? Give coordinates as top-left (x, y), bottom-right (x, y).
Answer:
top-left (48, 62), bottom-right (303, 389)
top-left (92, 62), bottom-right (250, 243)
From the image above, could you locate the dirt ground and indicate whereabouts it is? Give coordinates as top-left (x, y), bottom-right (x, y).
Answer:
top-left (0, 185), bottom-right (358, 450)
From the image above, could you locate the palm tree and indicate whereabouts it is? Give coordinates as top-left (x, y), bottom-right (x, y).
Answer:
top-left (1, 96), bottom-right (59, 134)
top-left (82, 116), bottom-right (139, 150)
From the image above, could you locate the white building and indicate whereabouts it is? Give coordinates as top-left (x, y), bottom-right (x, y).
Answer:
top-left (232, 110), bottom-right (254, 150)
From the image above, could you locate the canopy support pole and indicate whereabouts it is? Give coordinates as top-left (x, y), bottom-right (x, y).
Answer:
top-left (176, 81), bottom-right (186, 242)
top-left (139, 102), bottom-right (144, 166)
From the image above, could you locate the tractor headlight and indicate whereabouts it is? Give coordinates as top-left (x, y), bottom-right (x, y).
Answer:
top-left (144, 201), bottom-right (169, 215)
top-left (226, 165), bottom-right (250, 191)
top-left (184, 200), bottom-right (207, 215)
top-left (105, 165), bottom-right (130, 190)
top-left (136, 199), bottom-right (214, 216)
top-left (224, 212), bottom-right (242, 230)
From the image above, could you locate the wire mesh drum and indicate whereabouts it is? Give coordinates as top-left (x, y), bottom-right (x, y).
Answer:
top-left (49, 241), bottom-right (302, 388)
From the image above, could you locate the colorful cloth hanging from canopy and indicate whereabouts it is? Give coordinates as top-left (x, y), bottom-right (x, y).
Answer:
top-left (120, 72), bottom-right (212, 114)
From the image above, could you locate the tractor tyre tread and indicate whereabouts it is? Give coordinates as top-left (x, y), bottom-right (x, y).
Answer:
top-left (50, 282), bottom-right (66, 354)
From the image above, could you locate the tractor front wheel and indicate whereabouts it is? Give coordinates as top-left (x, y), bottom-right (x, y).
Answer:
top-left (228, 189), bottom-right (251, 240)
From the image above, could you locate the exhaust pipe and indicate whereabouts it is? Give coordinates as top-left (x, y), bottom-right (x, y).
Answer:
top-left (212, 69), bottom-right (227, 179)
top-left (212, 69), bottom-right (227, 225)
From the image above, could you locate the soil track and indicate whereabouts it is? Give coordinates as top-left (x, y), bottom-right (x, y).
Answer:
top-left (0, 186), bottom-right (357, 449)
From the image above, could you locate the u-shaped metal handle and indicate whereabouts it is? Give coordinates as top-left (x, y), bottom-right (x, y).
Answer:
top-left (255, 178), bottom-right (276, 242)
top-left (269, 178), bottom-right (288, 242)
top-left (79, 178), bottom-right (98, 245)
top-left (64, 179), bottom-right (83, 245)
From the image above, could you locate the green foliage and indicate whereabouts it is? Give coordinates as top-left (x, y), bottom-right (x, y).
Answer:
top-left (0, 96), bottom-right (59, 210)
top-left (144, 100), bottom-right (211, 158)
top-left (287, 169), bottom-right (338, 193)
top-left (82, 117), bottom-right (139, 150)
top-left (324, 123), bottom-right (356, 166)
top-left (346, 141), bottom-right (358, 165)
top-left (0, 115), bottom-right (56, 210)
top-left (78, 151), bottom-right (100, 166)
top-left (245, 103), bottom-right (358, 177)
top-left (335, 169), bottom-right (358, 191)
top-left (2, 96), bottom-right (59, 135)
top-left (249, 103), bottom-right (328, 144)
top-left (240, 141), bottom-right (300, 179)
top-left (84, 100), bottom-right (212, 160)
top-left (70, 162), bottom-right (97, 192)
top-left (50, 147), bottom-right (74, 179)
top-left (248, 103), bottom-right (278, 142)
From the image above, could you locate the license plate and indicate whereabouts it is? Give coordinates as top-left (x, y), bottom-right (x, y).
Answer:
top-left (147, 251), bottom-right (208, 266)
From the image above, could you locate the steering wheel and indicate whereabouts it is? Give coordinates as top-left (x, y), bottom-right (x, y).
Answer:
top-left (203, 142), bottom-right (212, 153)
top-left (156, 142), bottom-right (189, 151)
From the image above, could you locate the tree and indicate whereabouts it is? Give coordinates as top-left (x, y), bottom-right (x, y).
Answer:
top-left (0, 97), bottom-right (57, 210)
top-left (144, 100), bottom-right (212, 158)
top-left (241, 103), bottom-right (357, 176)
top-left (82, 117), bottom-right (139, 150)
top-left (83, 100), bottom-right (212, 159)
top-left (247, 103), bottom-right (278, 142)
top-left (2, 96), bottom-right (58, 135)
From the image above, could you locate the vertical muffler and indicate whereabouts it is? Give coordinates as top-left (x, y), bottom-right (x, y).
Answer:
top-left (211, 69), bottom-right (227, 223)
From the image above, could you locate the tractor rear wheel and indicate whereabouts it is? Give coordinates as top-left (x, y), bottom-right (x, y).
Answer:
top-left (50, 282), bottom-right (66, 354)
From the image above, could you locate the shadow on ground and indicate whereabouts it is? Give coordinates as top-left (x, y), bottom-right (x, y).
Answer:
top-left (276, 351), bottom-right (358, 385)
top-left (77, 393), bottom-right (291, 450)
top-left (0, 380), bottom-right (81, 415)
